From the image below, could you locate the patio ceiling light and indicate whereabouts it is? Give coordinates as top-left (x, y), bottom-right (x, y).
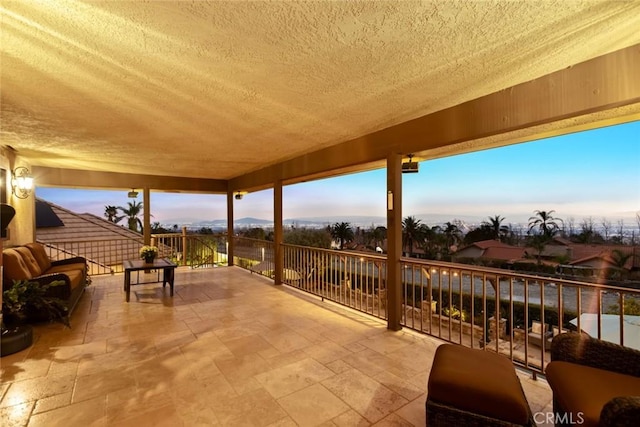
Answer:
top-left (127, 189), bottom-right (138, 198)
top-left (402, 154), bottom-right (419, 174)
top-left (12, 166), bottom-right (34, 199)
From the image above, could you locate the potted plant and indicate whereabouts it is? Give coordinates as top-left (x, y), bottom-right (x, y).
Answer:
top-left (139, 245), bottom-right (159, 263)
top-left (2, 279), bottom-right (70, 328)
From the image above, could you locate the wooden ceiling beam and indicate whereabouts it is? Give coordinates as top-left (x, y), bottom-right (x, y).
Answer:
top-left (33, 167), bottom-right (228, 193)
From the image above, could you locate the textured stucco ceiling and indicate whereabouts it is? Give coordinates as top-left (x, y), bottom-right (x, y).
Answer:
top-left (2, 0), bottom-right (640, 181)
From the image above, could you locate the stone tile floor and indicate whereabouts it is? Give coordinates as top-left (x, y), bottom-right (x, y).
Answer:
top-left (1, 267), bottom-right (553, 426)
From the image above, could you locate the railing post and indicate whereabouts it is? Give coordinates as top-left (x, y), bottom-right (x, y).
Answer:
top-left (182, 226), bottom-right (187, 266)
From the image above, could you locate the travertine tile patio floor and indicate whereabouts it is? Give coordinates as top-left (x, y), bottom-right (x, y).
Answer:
top-left (1, 267), bottom-right (553, 426)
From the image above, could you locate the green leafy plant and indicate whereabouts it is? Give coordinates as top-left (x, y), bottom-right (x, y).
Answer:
top-left (2, 279), bottom-right (70, 328)
top-left (442, 305), bottom-right (468, 322)
top-left (606, 298), bottom-right (640, 316)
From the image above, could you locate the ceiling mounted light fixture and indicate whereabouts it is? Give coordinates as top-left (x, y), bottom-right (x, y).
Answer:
top-left (401, 154), bottom-right (419, 174)
top-left (127, 189), bottom-right (139, 198)
top-left (12, 166), bottom-right (34, 199)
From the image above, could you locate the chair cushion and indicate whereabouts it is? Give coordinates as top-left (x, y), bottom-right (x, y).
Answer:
top-left (47, 263), bottom-right (86, 275)
top-left (62, 269), bottom-right (84, 290)
top-left (428, 344), bottom-right (530, 425)
top-left (531, 321), bottom-right (546, 334)
top-left (546, 361), bottom-right (640, 427)
top-left (2, 249), bottom-right (34, 287)
top-left (25, 242), bottom-right (52, 272)
top-left (14, 246), bottom-right (43, 277)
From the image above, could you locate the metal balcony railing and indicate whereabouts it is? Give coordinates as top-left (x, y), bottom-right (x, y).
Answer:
top-left (151, 233), bottom-right (227, 268)
top-left (282, 243), bottom-right (388, 319)
top-left (399, 259), bottom-right (640, 374)
top-left (232, 236), bottom-right (274, 275)
top-left (232, 237), bottom-right (640, 375)
top-left (42, 234), bottom-right (640, 376)
top-left (40, 233), bottom-right (227, 275)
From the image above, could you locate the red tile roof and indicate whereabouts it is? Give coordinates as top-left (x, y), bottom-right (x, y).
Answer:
top-left (570, 248), bottom-right (639, 270)
top-left (36, 198), bottom-right (144, 268)
top-left (468, 240), bottom-right (514, 250)
top-left (482, 246), bottom-right (527, 261)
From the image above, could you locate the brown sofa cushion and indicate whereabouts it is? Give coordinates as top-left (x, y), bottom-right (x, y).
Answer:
top-left (61, 269), bottom-right (84, 290)
top-left (3, 244), bottom-right (87, 316)
top-left (2, 249), bottom-right (33, 286)
top-left (14, 246), bottom-right (43, 277)
top-left (47, 263), bottom-right (87, 275)
top-left (25, 242), bottom-right (52, 272)
top-left (546, 360), bottom-right (640, 427)
top-left (428, 344), bottom-right (530, 425)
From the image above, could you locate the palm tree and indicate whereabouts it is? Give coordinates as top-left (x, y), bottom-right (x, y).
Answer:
top-left (331, 222), bottom-right (354, 250)
top-left (104, 205), bottom-right (122, 223)
top-left (528, 234), bottom-right (548, 265)
top-left (482, 215), bottom-right (508, 241)
top-left (118, 201), bottom-right (144, 232)
top-left (528, 210), bottom-right (562, 238)
top-left (418, 225), bottom-right (440, 259)
top-left (372, 226), bottom-right (387, 251)
top-left (151, 222), bottom-right (167, 233)
top-left (402, 216), bottom-right (423, 257)
top-left (443, 221), bottom-right (461, 249)
top-left (610, 249), bottom-right (632, 269)
top-left (364, 225), bottom-right (387, 252)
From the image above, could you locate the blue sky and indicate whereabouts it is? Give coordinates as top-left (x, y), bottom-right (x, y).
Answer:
top-left (37, 120), bottom-right (640, 227)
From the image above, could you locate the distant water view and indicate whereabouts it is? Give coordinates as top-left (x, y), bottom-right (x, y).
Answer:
top-left (176, 215), bottom-right (640, 241)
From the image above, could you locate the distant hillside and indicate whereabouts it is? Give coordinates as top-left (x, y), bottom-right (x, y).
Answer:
top-left (166, 214), bottom-right (491, 230)
top-left (235, 217), bottom-right (272, 225)
top-left (167, 214), bottom-right (475, 229)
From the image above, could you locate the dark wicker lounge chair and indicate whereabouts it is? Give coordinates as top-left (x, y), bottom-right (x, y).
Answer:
top-left (546, 332), bottom-right (640, 427)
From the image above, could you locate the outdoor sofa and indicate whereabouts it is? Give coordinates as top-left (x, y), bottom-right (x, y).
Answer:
top-left (2, 242), bottom-right (88, 314)
top-left (546, 332), bottom-right (640, 427)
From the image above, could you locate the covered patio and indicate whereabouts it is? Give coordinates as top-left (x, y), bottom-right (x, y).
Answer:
top-left (2, 2), bottom-right (639, 425)
top-left (2, 1), bottom-right (639, 333)
top-left (0, 267), bottom-right (553, 426)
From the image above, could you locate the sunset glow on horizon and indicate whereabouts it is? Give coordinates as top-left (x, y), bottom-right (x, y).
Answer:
top-left (37, 121), bottom-right (640, 228)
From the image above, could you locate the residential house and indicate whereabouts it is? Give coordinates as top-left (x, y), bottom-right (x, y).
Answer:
top-left (452, 240), bottom-right (527, 265)
top-left (36, 198), bottom-right (145, 273)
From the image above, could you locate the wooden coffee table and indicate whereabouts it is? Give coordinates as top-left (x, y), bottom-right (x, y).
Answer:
top-left (123, 258), bottom-right (177, 302)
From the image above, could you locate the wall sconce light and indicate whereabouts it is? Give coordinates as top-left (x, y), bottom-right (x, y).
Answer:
top-left (12, 166), bottom-right (34, 199)
top-left (127, 189), bottom-right (139, 198)
top-left (387, 190), bottom-right (393, 211)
